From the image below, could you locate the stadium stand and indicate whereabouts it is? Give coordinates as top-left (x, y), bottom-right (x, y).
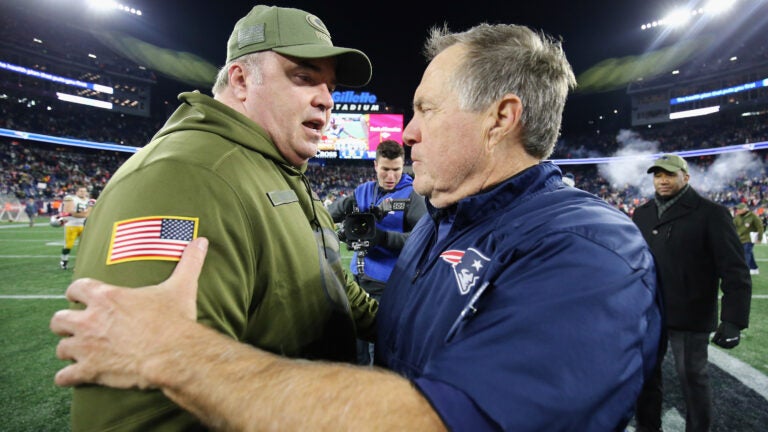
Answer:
top-left (1, 0), bottom-right (767, 224)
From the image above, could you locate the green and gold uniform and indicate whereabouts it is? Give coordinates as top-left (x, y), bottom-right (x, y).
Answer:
top-left (70, 91), bottom-right (377, 431)
top-left (62, 194), bottom-right (88, 249)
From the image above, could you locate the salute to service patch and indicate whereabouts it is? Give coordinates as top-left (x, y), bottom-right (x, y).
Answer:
top-left (106, 216), bottom-right (199, 265)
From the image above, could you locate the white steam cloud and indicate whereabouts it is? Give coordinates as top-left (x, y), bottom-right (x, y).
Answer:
top-left (598, 129), bottom-right (764, 198)
top-left (597, 129), bottom-right (658, 197)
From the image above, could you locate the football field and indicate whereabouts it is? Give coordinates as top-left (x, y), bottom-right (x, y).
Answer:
top-left (1, 220), bottom-right (767, 431)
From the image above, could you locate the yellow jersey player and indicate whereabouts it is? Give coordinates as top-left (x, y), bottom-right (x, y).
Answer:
top-left (60, 186), bottom-right (91, 270)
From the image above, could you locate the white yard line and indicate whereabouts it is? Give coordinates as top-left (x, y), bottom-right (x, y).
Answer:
top-left (0, 255), bottom-right (66, 258)
top-left (709, 345), bottom-right (768, 401)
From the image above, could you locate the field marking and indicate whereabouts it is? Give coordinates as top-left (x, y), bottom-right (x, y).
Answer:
top-left (0, 240), bottom-right (64, 245)
top-left (659, 409), bottom-right (685, 432)
top-left (709, 345), bottom-right (768, 401)
top-left (0, 226), bottom-right (55, 231)
top-left (0, 239), bottom-right (61, 242)
top-left (626, 409), bottom-right (685, 431)
top-left (0, 255), bottom-right (67, 258)
top-left (0, 295), bottom-right (66, 299)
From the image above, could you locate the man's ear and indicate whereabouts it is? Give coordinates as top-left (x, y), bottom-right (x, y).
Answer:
top-left (487, 93), bottom-right (522, 147)
top-left (228, 63), bottom-right (248, 100)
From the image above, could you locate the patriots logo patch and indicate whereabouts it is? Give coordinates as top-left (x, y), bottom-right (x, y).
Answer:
top-left (440, 248), bottom-right (491, 295)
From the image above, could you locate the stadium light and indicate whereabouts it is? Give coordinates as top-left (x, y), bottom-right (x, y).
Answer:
top-left (86, 0), bottom-right (143, 17)
top-left (56, 92), bottom-right (113, 110)
top-left (86, 0), bottom-right (117, 12)
top-left (704, 0), bottom-right (737, 15)
top-left (639, 0), bottom-right (748, 30)
top-left (670, 105), bottom-right (721, 119)
top-left (664, 8), bottom-right (694, 28)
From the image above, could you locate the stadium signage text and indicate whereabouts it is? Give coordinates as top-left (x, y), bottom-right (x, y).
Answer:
top-left (332, 91), bottom-right (378, 103)
top-left (334, 104), bottom-right (381, 112)
top-left (315, 151), bottom-right (338, 159)
top-left (670, 78), bottom-right (767, 105)
top-left (332, 91), bottom-right (382, 112)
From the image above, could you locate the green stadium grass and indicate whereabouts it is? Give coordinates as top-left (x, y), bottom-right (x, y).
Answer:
top-left (1, 221), bottom-right (766, 431)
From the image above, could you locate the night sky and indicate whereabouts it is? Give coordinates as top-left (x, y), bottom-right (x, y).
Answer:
top-left (7, 0), bottom-right (768, 133)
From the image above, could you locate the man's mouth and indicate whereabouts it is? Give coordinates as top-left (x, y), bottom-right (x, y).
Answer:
top-left (304, 120), bottom-right (324, 133)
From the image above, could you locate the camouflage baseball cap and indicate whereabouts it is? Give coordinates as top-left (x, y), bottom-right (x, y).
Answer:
top-left (647, 154), bottom-right (688, 174)
top-left (226, 5), bottom-right (372, 87)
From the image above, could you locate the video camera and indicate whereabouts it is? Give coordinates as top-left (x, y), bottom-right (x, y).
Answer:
top-left (339, 198), bottom-right (409, 276)
top-left (341, 198), bottom-right (409, 242)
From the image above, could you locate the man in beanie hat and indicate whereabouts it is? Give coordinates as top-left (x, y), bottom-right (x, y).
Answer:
top-left (733, 202), bottom-right (764, 275)
top-left (632, 154), bottom-right (752, 432)
top-left (65, 5), bottom-right (376, 430)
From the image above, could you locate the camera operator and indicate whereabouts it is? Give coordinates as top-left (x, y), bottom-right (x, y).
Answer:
top-left (329, 140), bottom-right (427, 365)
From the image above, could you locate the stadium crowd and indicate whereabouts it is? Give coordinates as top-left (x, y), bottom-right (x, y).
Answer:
top-left (3, 0), bottom-right (767, 220)
top-left (2, 110), bottom-right (768, 224)
top-left (0, 139), bottom-right (126, 214)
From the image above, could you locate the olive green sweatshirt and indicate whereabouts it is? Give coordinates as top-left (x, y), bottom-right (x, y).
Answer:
top-left (70, 92), bottom-right (377, 431)
top-left (734, 210), bottom-right (764, 243)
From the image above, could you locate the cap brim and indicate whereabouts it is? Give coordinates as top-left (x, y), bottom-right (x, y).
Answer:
top-left (647, 162), bottom-right (684, 174)
top-left (273, 45), bottom-right (372, 88)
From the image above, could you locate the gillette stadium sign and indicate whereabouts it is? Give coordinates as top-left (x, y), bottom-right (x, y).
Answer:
top-left (331, 91), bottom-right (381, 112)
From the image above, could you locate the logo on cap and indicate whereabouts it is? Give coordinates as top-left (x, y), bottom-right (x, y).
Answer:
top-left (306, 14), bottom-right (331, 44)
top-left (306, 14), bottom-right (329, 35)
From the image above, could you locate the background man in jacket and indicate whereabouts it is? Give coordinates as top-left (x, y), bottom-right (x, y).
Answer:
top-left (632, 153), bottom-right (752, 432)
top-left (733, 202), bottom-right (764, 275)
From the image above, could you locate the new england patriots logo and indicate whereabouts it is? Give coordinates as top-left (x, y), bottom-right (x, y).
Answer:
top-left (440, 248), bottom-right (491, 295)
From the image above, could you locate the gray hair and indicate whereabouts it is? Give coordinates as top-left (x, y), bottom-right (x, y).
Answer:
top-left (211, 53), bottom-right (264, 96)
top-left (423, 24), bottom-right (577, 159)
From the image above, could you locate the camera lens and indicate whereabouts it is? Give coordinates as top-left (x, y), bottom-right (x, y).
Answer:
top-left (350, 220), bottom-right (369, 236)
top-left (343, 213), bottom-right (376, 241)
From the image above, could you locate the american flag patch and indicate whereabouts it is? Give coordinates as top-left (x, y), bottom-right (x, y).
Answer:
top-left (106, 216), bottom-right (199, 265)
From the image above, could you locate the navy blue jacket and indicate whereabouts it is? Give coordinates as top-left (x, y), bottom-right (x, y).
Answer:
top-left (377, 162), bottom-right (662, 431)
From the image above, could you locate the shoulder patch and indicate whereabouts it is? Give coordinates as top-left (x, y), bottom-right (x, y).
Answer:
top-left (267, 190), bottom-right (299, 206)
top-left (106, 216), bottom-right (198, 265)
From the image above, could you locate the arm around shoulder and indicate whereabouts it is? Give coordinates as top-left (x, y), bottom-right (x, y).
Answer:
top-left (150, 325), bottom-right (446, 431)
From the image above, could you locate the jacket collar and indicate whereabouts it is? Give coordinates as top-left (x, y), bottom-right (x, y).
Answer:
top-left (426, 162), bottom-right (561, 229)
top-left (658, 185), bottom-right (702, 223)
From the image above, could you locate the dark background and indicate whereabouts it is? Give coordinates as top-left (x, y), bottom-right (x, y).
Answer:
top-left (8, 0), bottom-right (767, 134)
